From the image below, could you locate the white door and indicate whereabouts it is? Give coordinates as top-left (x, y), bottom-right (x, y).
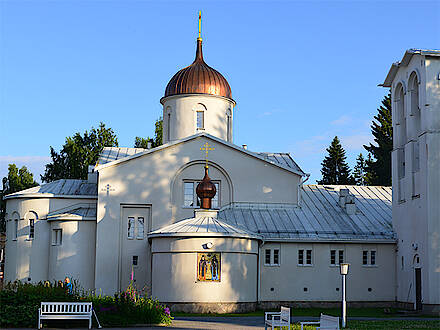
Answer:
top-left (120, 206), bottom-right (151, 294)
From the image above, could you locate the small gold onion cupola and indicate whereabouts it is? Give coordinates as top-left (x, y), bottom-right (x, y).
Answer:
top-left (196, 167), bottom-right (217, 209)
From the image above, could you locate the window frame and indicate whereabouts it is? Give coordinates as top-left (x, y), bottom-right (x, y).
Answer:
top-left (127, 217), bottom-right (135, 239)
top-left (28, 219), bottom-right (35, 240)
top-left (182, 180), bottom-right (221, 209)
top-left (13, 219), bottom-right (18, 241)
top-left (362, 250), bottom-right (378, 267)
top-left (264, 248), bottom-right (280, 267)
top-left (264, 249), bottom-right (271, 266)
top-left (136, 217), bottom-right (145, 240)
top-left (196, 111), bottom-right (205, 130)
top-left (52, 228), bottom-right (62, 246)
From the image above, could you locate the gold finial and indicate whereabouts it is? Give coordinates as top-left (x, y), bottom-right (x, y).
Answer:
top-left (200, 142), bottom-right (214, 168)
top-left (198, 10), bottom-right (202, 41)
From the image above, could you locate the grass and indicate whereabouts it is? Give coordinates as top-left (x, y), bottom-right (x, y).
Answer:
top-left (172, 307), bottom-right (437, 318)
top-left (292, 320), bottom-right (440, 329)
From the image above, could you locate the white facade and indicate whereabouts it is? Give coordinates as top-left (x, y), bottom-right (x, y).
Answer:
top-left (382, 49), bottom-right (440, 313)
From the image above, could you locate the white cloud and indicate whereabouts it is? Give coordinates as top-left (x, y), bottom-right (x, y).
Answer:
top-left (330, 115), bottom-right (352, 126)
top-left (0, 156), bottom-right (50, 183)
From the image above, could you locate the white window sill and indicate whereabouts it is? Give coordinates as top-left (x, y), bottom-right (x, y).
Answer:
top-left (264, 264), bottom-right (280, 267)
top-left (362, 265), bottom-right (378, 268)
top-left (298, 264), bottom-right (313, 267)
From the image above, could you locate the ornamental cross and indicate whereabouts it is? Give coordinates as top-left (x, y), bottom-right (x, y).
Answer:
top-left (200, 142), bottom-right (214, 168)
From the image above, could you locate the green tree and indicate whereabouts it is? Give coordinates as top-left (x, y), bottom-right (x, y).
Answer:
top-left (353, 153), bottom-right (368, 186)
top-left (41, 122), bottom-right (118, 182)
top-left (134, 117), bottom-right (163, 149)
top-left (1, 164), bottom-right (39, 232)
top-left (318, 136), bottom-right (353, 185)
top-left (364, 92), bottom-right (393, 186)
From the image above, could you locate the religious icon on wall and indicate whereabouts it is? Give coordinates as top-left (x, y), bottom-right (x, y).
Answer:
top-left (197, 252), bottom-right (221, 282)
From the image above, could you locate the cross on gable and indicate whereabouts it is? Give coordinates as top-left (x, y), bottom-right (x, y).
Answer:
top-left (200, 142), bottom-right (215, 168)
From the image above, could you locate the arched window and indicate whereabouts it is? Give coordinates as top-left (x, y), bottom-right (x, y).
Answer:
top-left (193, 103), bottom-right (207, 131)
top-left (165, 107), bottom-right (172, 142)
top-left (226, 108), bottom-right (232, 142)
top-left (395, 84), bottom-right (406, 179)
top-left (409, 72), bottom-right (421, 172)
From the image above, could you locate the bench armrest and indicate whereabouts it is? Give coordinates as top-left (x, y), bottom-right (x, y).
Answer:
top-left (265, 312), bottom-right (281, 321)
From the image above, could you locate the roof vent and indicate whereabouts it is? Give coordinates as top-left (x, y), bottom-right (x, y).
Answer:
top-left (339, 189), bottom-right (356, 215)
top-left (242, 144), bottom-right (248, 150)
top-left (147, 141), bottom-right (152, 149)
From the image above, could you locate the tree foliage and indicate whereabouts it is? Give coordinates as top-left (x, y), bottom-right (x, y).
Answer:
top-left (41, 123), bottom-right (118, 183)
top-left (134, 117), bottom-right (163, 149)
top-left (364, 92), bottom-right (393, 186)
top-left (353, 153), bottom-right (370, 186)
top-left (318, 136), bottom-right (353, 185)
top-left (1, 164), bottom-right (39, 232)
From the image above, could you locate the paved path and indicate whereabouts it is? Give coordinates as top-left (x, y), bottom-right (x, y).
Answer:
top-left (5, 316), bottom-right (439, 330)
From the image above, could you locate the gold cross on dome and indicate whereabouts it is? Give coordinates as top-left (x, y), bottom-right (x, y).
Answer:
top-left (200, 142), bottom-right (214, 168)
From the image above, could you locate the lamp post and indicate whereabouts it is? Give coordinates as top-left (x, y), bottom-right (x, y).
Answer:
top-left (340, 263), bottom-right (350, 328)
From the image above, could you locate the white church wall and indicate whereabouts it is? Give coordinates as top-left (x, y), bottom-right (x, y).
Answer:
top-left (150, 237), bottom-right (258, 303)
top-left (48, 220), bottom-right (96, 290)
top-left (391, 53), bottom-right (440, 311)
top-left (4, 196), bottom-right (96, 287)
top-left (95, 136), bottom-right (300, 294)
top-left (259, 242), bottom-right (396, 303)
top-left (161, 94), bottom-right (234, 143)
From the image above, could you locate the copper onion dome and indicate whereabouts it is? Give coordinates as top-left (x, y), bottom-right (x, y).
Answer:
top-left (163, 38), bottom-right (233, 101)
top-left (196, 167), bottom-right (217, 209)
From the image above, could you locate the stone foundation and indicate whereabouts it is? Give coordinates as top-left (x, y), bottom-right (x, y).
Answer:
top-left (166, 302), bottom-right (257, 313)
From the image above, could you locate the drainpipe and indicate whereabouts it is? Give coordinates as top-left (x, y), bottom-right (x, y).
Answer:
top-left (257, 239), bottom-right (265, 307)
top-left (298, 173), bottom-right (311, 207)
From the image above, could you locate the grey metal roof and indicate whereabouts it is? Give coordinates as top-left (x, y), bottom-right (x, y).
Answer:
top-left (46, 203), bottom-right (97, 221)
top-left (97, 147), bottom-right (145, 165)
top-left (256, 152), bottom-right (304, 174)
top-left (4, 179), bottom-right (97, 199)
top-left (217, 185), bottom-right (394, 242)
top-left (381, 49), bottom-right (440, 87)
top-left (148, 210), bottom-right (261, 240)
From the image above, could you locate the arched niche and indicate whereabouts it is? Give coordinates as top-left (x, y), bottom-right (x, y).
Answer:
top-left (394, 82), bottom-right (407, 147)
top-left (170, 160), bottom-right (233, 208)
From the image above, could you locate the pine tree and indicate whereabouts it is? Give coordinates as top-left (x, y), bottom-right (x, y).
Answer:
top-left (318, 136), bottom-right (353, 185)
top-left (364, 92), bottom-right (393, 185)
top-left (353, 153), bottom-right (367, 186)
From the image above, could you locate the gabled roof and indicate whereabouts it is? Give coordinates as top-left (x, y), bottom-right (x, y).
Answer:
top-left (148, 210), bottom-right (261, 240)
top-left (217, 185), bottom-right (394, 242)
top-left (4, 179), bottom-right (97, 200)
top-left (46, 203), bottom-right (97, 221)
top-left (381, 49), bottom-right (440, 87)
top-left (95, 132), bottom-right (305, 176)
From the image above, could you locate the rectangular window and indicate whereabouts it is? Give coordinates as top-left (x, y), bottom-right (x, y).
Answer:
top-left (265, 249), bottom-right (271, 265)
top-left (52, 229), bottom-right (62, 246)
top-left (227, 116), bottom-right (231, 142)
top-left (132, 256), bottom-right (138, 266)
top-left (14, 220), bottom-right (18, 240)
top-left (298, 249), bottom-right (304, 265)
top-left (211, 182), bottom-right (220, 209)
top-left (137, 217), bottom-right (144, 239)
top-left (273, 249), bottom-right (280, 265)
top-left (197, 111), bottom-right (204, 129)
top-left (29, 219), bottom-right (34, 239)
top-left (330, 250), bottom-right (336, 265)
top-left (167, 113), bottom-right (171, 141)
top-left (363, 251), bottom-right (368, 265)
top-left (306, 249), bottom-right (312, 265)
top-left (338, 250), bottom-right (344, 265)
top-left (128, 217), bottom-right (135, 239)
top-left (184, 182), bottom-right (194, 207)
top-left (370, 251), bottom-right (376, 265)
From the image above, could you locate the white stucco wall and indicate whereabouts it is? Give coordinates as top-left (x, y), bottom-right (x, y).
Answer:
top-left (161, 94), bottom-right (235, 143)
top-left (4, 196), bottom-right (96, 288)
top-left (391, 53), bottom-right (440, 309)
top-left (260, 242), bottom-right (396, 302)
top-left (151, 237), bottom-right (259, 303)
top-left (94, 135), bottom-right (301, 294)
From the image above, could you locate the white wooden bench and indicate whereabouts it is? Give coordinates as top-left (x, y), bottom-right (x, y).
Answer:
top-left (300, 313), bottom-right (340, 330)
top-left (38, 302), bottom-right (93, 329)
top-left (265, 306), bottom-right (290, 329)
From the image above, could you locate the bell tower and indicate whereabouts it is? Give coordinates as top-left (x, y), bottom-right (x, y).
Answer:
top-left (160, 12), bottom-right (235, 143)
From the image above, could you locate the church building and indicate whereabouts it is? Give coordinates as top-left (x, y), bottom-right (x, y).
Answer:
top-left (3, 20), bottom-right (439, 313)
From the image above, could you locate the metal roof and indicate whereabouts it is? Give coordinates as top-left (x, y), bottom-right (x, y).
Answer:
top-left (217, 185), bottom-right (394, 242)
top-left (257, 152), bottom-right (304, 174)
top-left (148, 210), bottom-right (261, 240)
top-left (4, 179), bottom-right (97, 199)
top-left (97, 147), bottom-right (145, 165)
top-left (46, 203), bottom-right (97, 221)
top-left (96, 138), bottom-right (304, 176)
top-left (381, 49), bottom-right (440, 87)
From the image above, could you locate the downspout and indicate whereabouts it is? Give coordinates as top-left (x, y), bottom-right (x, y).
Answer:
top-left (257, 239), bottom-right (265, 307)
top-left (298, 173), bottom-right (311, 207)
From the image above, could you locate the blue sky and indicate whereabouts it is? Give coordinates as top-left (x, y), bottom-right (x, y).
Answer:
top-left (1, 0), bottom-right (439, 184)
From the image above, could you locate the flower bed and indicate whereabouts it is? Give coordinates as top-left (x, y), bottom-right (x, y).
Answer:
top-left (0, 281), bottom-right (172, 327)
